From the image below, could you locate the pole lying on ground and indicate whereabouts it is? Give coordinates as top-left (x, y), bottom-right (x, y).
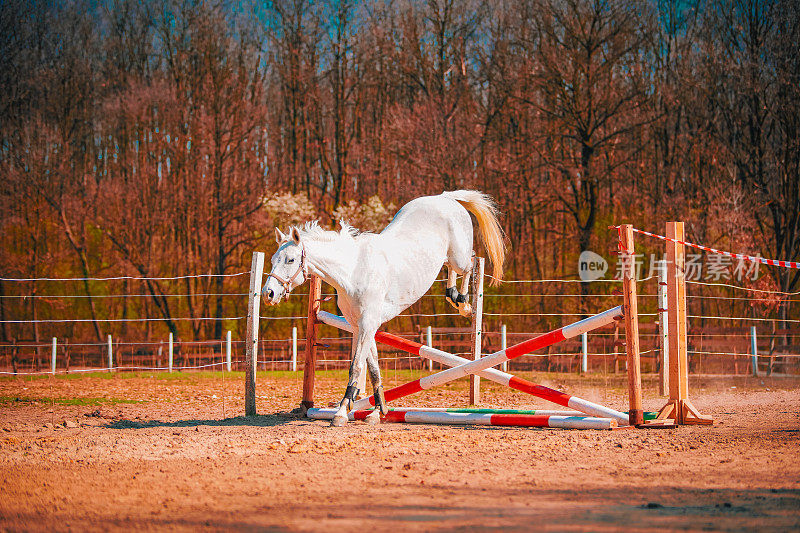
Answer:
top-left (306, 408), bottom-right (617, 429)
top-left (317, 309), bottom-right (629, 425)
top-left (312, 406), bottom-right (588, 415)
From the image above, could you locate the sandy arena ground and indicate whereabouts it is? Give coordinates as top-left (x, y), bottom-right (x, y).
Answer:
top-left (1, 371), bottom-right (798, 532)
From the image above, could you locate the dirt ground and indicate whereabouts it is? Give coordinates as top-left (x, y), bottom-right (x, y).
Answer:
top-left (1, 370), bottom-right (798, 532)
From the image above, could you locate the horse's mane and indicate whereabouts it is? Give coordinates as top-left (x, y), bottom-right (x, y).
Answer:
top-left (294, 220), bottom-right (361, 243)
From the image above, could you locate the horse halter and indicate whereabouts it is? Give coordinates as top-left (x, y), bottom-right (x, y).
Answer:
top-left (266, 245), bottom-right (308, 300)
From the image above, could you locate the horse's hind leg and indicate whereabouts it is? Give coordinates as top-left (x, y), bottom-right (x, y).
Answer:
top-left (457, 265), bottom-right (473, 317)
top-left (445, 268), bottom-right (459, 310)
top-left (445, 261), bottom-right (474, 318)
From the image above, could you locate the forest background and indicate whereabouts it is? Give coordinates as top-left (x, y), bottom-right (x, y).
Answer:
top-left (1, 0), bottom-right (798, 348)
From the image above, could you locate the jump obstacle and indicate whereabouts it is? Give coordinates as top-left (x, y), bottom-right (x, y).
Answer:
top-left (244, 222), bottom-right (713, 429)
top-left (315, 308), bottom-right (630, 427)
top-left (295, 227), bottom-right (645, 429)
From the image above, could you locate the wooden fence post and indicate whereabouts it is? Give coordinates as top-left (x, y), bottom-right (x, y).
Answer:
top-left (619, 224), bottom-right (644, 426)
top-left (301, 275), bottom-right (322, 412)
top-left (64, 338), bottom-right (69, 374)
top-left (469, 257), bottom-right (485, 406)
top-left (245, 251), bottom-right (265, 416)
top-left (11, 340), bottom-right (19, 375)
top-left (656, 221), bottom-right (712, 425)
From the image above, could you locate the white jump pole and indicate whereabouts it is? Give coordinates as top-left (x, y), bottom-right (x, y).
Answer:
top-left (581, 332), bottom-right (588, 373)
top-left (426, 326), bottom-right (433, 371)
top-left (107, 334), bottom-right (113, 372)
top-left (226, 330), bottom-right (232, 372)
top-left (469, 257), bottom-right (485, 405)
top-left (51, 337), bottom-right (57, 374)
top-left (750, 326), bottom-right (758, 377)
top-left (168, 332), bottom-right (173, 373)
top-left (501, 324), bottom-right (507, 372)
top-left (291, 326), bottom-right (298, 372)
top-left (311, 406), bottom-right (586, 415)
top-left (307, 408), bottom-right (616, 429)
top-left (658, 264), bottom-right (669, 395)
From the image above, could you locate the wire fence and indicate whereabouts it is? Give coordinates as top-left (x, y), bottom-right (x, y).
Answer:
top-left (1, 264), bottom-right (798, 377)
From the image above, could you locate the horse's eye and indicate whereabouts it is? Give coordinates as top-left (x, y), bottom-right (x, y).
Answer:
top-left (287, 258), bottom-right (295, 264)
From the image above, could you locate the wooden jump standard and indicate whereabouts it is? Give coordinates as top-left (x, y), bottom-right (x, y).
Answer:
top-left (654, 221), bottom-right (713, 425)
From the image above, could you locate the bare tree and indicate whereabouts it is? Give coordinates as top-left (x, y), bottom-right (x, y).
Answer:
top-left (520, 0), bottom-right (653, 299)
top-left (696, 0), bottom-right (800, 316)
top-left (264, 0), bottom-right (322, 199)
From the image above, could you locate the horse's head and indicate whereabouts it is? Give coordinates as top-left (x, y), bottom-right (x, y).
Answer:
top-left (262, 227), bottom-right (307, 305)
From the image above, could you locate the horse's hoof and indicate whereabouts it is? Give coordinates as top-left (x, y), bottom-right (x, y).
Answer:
top-left (330, 415), bottom-right (348, 427)
top-left (364, 411), bottom-right (381, 425)
top-left (375, 386), bottom-right (389, 416)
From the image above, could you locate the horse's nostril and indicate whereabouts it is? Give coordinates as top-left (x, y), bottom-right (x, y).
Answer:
top-left (267, 289), bottom-right (274, 299)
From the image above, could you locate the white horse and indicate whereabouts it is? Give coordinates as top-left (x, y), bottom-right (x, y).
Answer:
top-left (262, 190), bottom-right (505, 426)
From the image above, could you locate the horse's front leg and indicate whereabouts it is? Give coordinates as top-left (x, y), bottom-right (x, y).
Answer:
top-left (330, 331), bottom-right (367, 427)
top-left (348, 336), bottom-right (367, 399)
top-left (363, 336), bottom-right (387, 425)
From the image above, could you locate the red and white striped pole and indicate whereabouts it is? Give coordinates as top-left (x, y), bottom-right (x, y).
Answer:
top-left (317, 308), bottom-right (629, 425)
top-left (306, 408), bottom-right (617, 429)
top-left (627, 227), bottom-right (800, 270)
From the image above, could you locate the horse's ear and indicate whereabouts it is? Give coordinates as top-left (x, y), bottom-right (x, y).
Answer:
top-left (275, 227), bottom-right (286, 243)
top-left (290, 227), bottom-right (301, 244)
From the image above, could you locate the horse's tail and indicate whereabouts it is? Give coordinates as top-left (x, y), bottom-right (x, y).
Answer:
top-left (443, 190), bottom-right (506, 286)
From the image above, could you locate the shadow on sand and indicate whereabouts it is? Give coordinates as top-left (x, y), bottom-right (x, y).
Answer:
top-left (103, 410), bottom-right (312, 430)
